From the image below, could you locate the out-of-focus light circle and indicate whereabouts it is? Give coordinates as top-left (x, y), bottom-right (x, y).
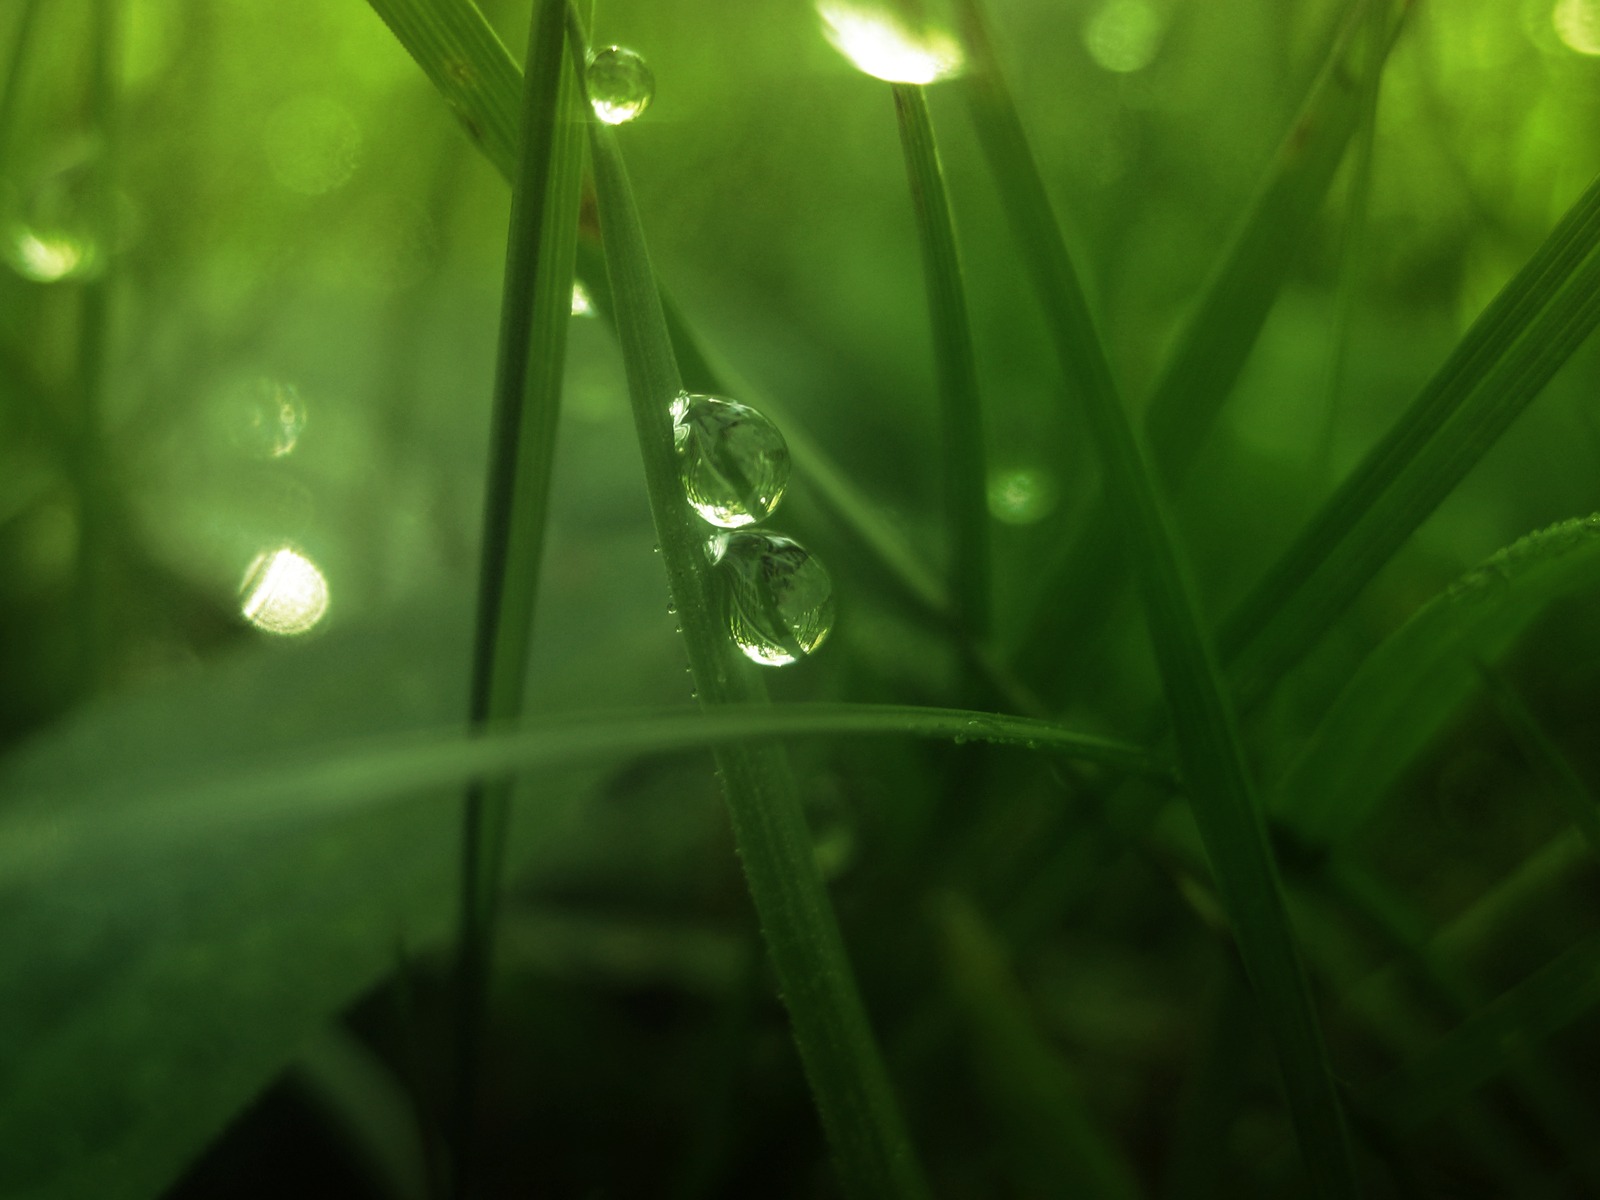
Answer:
top-left (817, 1), bottom-right (966, 84)
top-left (263, 96), bottom-right (362, 195)
top-left (1083, 0), bottom-right (1164, 73)
top-left (1554, 0), bottom-right (1600, 54)
top-left (240, 546), bottom-right (330, 636)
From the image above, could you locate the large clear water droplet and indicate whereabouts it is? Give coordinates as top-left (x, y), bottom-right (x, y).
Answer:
top-left (1, 160), bottom-right (102, 283)
top-left (708, 531), bottom-right (835, 667)
top-left (587, 46), bottom-right (654, 125)
top-left (671, 392), bottom-right (790, 528)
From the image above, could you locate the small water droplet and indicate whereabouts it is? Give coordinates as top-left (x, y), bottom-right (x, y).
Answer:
top-left (671, 392), bottom-right (790, 528)
top-left (570, 279), bottom-right (595, 316)
top-left (586, 46), bottom-right (654, 125)
top-left (816, 1), bottom-right (966, 83)
top-left (712, 531), bottom-right (835, 667)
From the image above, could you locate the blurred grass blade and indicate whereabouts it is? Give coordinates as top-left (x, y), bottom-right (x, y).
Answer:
top-left (450, 0), bottom-right (583, 1186)
top-left (0, 702), bottom-right (1169, 869)
top-left (892, 82), bottom-right (990, 641)
top-left (1273, 515), bottom-right (1600, 844)
top-left (584, 81), bottom-right (930, 1197)
top-left (1221, 173), bottom-right (1600, 708)
top-left (953, 2), bottom-right (1355, 1192)
top-left (938, 894), bottom-right (1139, 1200)
top-left (1016, 0), bottom-right (1411, 683)
top-left (1364, 930), bottom-right (1600, 1130)
top-left (364, 0), bottom-right (951, 627)
top-left (1162, 957), bottom-right (1257, 1200)
top-left (0, 0), bottom-right (45, 172)
top-left (1477, 662), bottom-right (1600, 863)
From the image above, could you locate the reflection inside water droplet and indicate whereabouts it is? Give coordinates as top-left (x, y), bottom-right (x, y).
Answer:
top-left (1554, 0), bottom-right (1600, 54)
top-left (1083, 0), bottom-right (1165, 73)
top-left (816, 1), bottom-right (966, 84)
top-left (671, 392), bottom-right (790, 528)
top-left (708, 530), bottom-right (835, 666)
top-left (587, 46), bottom-right (654, 125)
top-left (216, 376), bottom-right (307, 458)
top-left (986, 467), bottom-right (1057, 525)
top-left (240, 546), bottom-right (330, 636)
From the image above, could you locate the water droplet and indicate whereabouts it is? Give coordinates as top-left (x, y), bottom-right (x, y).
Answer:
top-left (587, 46), bottom-right (654, 125)
top-left (707, 531), bottom-right (835, 667)
top-left (1555, 0), bottom-right (1600, 54)
top-left (1083, 0), bottom-right (1165, 73)
top-left (986, 466), bottom-right (1058, 526)
top-left (240, 545), bottom-right (330, 636)
top-left (214, 375), bottom-right (307, 459)
top-left (817, 1), bottom-right (966, 83)
top-left (2, 161), bottom-right (102, 283)
top-left (570, 279), bottom-right (595, 316)
top-left (671, 392), bottom-right (791, 528)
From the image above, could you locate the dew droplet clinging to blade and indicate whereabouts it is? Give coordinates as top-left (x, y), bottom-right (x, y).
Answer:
top-left (711, 531), bottom-right (835, 667)
top-left (586, 46), bottom-right (655, 125)
top-left (671, 392), bottom-right (791, 528)
top-left (816, 1), bottom-right (966, 84)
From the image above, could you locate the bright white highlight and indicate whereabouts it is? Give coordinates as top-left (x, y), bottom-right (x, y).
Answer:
top-left (817, 2), bottom-right (966, 84)
top-left (240, 546), bottom-right (330, 636)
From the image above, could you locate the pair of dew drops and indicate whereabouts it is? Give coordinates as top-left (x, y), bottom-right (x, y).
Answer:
top-left (671, 393), bottom-right (836, 667)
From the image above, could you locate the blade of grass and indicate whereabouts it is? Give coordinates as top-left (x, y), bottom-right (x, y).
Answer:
top-left (1272, 515), bottom-right (1600, 844)
top-left (583, 73), bottom-right (929, 1197)
top-left (1362, 930), bottom-right (1600, 1131)
top-left (953, 2), bottom-right (1356, 1193)
top-left (1478, 661), bottom-right (1600, 863)
top-left (0, 0), bottom-right (45, 173)
top-left (450, 0), bottom-right (584, 1188)
top-left (0, 701), bottom-right (1169, 870)
top-left (937, 894), bottom-right (1140, 1200)
top-left (1015, 0), bottom-right (1411, 687)
top-left (1220, 171), bottom-right (1600, 709)
top-left (892, 82), bottom-right (990, 642)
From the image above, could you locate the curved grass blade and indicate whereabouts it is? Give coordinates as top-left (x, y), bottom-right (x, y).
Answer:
top-left (1016, 0), bottom-right (1412, 685)
top-left (1221, 173), bottom-right (1600, 709)
top-left (1273, 515), bottom-right (1600, 844)
top-left (583, 83), bottom-right (930, 1196)
top-left (952, 2), bottom-right (1356, 1192)
top-left (1362, 929), bottom-right (1600, 1132)
top-left (892, 82), bottom-right (990, 642)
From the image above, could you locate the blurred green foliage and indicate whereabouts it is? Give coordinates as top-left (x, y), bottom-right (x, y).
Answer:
top-left (5, 0), bottom-right (1600, 1196)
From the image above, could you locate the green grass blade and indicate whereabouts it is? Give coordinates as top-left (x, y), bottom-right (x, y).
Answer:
top-left (1221, 172), bottom-right (1600, 708)
top-left (953, 2), bottom-right (1356, 1192)
top-left (1016, 0), bottom-right (1410, 683)
top-left (1477, 662), bottom-right (1600, 863)
top-left (1363, 930), bottom-right (1600, 1131)
top-left (0, 702), bottom-right (1169, 867)
top-left (362, 0), bottom-right (952, 629)
top-left (585, 96), bottom-right (930, 1198)
top-left (937, 894), bottom-right (1140, 1199)
top-left (892, 82), bottom-right (990, 641)
top-left (1274, 515), bottom-right (1600, 844)
top-left (445, 0), bottom-right (583, 1185)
